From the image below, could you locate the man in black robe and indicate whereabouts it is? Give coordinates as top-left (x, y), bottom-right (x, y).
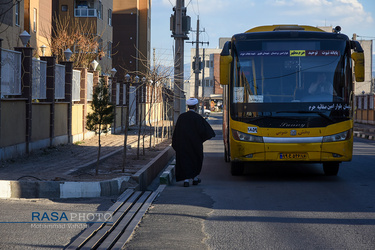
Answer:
top-left (172, 98), bottom-right (215, 187)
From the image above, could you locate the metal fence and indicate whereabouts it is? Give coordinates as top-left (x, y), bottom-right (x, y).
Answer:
top-left (129, 86), bottom-right (136, 125)
top-left (32, 58), bottom-right (47, 100)
top-left (116, 82), bottom-right (120, 105)
top-left (55, 64), bottom-right (65, 99)
top-left (0, 49), bottom-right (21, 97)
top-left (72, 69), bottom-right (81, 102)
top-left (87, 72), bottom-right (93, 101)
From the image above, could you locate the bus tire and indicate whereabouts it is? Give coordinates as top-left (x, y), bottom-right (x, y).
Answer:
top-left (323, 162), bottom-right (340, 176)
top-left (231, 162), bottom-right (244, 176)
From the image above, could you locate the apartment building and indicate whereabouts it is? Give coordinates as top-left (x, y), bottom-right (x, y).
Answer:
top-left (0, 0), bottom-right (25, 49)
top-left (23, 0), bottom-right (52, 57)
top-left (52, 0), bottom-right (113, 73)
top-left (112, 0), bottom-right (151, 80)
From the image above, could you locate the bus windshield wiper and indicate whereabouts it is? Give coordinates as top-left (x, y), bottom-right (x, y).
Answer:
top-left (276, 111), bottom-right (335, 122)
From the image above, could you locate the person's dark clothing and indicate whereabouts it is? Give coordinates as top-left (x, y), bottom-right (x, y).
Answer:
top-left (172, 110), bottom-right (215, 182)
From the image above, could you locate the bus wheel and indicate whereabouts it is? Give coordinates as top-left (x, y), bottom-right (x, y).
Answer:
top-left (323, 162), bottom-right (340, 176)
top-left (231, 162), bottom-right (244, 176)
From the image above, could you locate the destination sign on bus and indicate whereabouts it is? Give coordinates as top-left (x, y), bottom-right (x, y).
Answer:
top-left (239, 50), bottom-right (340, 57)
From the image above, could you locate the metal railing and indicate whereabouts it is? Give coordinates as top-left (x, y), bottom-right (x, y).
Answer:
top-left (55, 64), bottom-right (66, 99)
top-left (32, 58), bottom-right (47, 100)
top-left (116, 82), bottom-right (120, 105)
top-left (87, 72), bottom-right (93, 101)
top-left (1, 49), bottom-right (21, 97)
top-left (72, 70), bottom-right (81, 102)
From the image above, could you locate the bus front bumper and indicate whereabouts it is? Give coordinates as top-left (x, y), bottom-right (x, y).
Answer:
top-left (230, 138), bottom-right (353, 163)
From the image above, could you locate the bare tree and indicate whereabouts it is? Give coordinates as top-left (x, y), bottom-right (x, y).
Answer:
top-left (119, 47), bottom-right (177, 166)
top-left (45, 14), bottom-right (105, 67)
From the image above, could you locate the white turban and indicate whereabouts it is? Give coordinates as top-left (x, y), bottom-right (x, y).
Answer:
top-left (186, 98), bottom-right (198, 106)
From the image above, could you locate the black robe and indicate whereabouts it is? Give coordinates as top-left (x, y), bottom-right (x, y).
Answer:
top-left (172, 110), bottom-right (215, 181)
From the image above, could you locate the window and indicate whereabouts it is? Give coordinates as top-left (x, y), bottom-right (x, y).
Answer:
top-left (98, 1), bottom-right (103, 19)
top-left (107, 41), bottom-right (112, 58)
top-left (206, 79), bottom-right (210, 87)
top-left (33, 8), bottom-right (37, 32)
top-left (15, 2), bottom-right (20, 26)
top-left (108, 9), bottom-right (112, 26)
top-left (61, 5), bottom-right (68, 12)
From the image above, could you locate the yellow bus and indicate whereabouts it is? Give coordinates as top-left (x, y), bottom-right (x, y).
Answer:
top-left (220, 25), bottom-right (364, 176)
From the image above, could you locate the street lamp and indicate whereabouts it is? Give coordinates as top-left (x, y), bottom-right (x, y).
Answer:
top-left (40, 45), bottom-right (46, 56)
top-left (111, 68), bottom-right (117, 78)
top-left (64, 48), bottom-right (73, 61)
top-left (91, 60), bottom-right (99, 71)
top-left (19, 30), bottom-right (31, 47)
top-left (134, 75), bottom-right (139, 84)
top-left (125, 74), bottom-right (130, 82)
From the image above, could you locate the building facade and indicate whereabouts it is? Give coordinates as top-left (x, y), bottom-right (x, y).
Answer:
top-left (187, 47), bottom-right (224, 110)
top-left (188, 48), bottom-right (221, 98)
top-left (23, 0), bottom-right (52, 57)
top-left (0, 0), bottom-right (25, 49)
top-left (52, 0), bottom-right (113, 73)
top-left (112, 0), bottom-right (151, 80)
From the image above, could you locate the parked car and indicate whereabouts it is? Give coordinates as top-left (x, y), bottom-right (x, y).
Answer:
top-left (198, 106), bottom-right (211, 117)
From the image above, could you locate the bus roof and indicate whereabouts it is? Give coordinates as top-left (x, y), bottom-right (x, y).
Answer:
top-left (245, 25), bottom-right (326, 33)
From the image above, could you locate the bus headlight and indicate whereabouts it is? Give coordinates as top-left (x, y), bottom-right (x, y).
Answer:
top-left (322, 129), bottom-right (352, 142)
top-left (232, 129), bottom-right (264, 143)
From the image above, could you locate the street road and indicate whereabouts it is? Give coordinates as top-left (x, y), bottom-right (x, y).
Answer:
top-left (0, 196), bottom-right (116, 249)
top-left (125, 112), bottom-right (375, 250)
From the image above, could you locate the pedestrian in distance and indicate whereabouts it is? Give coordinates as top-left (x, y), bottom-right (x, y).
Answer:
top-left (172, 98), bottom-right (216, 187)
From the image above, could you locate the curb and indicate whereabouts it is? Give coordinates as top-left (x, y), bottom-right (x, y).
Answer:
top-left (0, 146), bottom-right (175, 199)
top-left (354, 131), bottom-right (375, 141)
top-left (160, 159), bottom-right (176, 185)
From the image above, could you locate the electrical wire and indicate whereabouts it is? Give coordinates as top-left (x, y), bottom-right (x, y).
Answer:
top-left (167, 0), bottom-right (174, 7)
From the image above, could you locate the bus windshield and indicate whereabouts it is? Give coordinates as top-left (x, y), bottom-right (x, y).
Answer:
top-left (231, 39), bottom-right (352, 127)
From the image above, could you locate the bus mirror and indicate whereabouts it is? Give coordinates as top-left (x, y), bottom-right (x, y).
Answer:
top-left (220, 55), bottom-right (232, 85)
top-left (350, 40), bottom-right (364, 53)
top-left (352, 52), bottom-right (364, 82)
top-left (220, 41), bottom-right (232, 85)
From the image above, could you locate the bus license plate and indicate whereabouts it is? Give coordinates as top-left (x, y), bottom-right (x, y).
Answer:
top-left (280, 153), bottom-right (307, 159)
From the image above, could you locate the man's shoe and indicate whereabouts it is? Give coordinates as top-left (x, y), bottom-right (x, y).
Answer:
top-left (193, 178), bottom-right (201, 185)
top-left (183, 180), bottom-right (189, 187)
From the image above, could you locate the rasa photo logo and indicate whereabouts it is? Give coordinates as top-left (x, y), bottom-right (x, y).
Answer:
top-left (31, 211), bottom-right (113, 223)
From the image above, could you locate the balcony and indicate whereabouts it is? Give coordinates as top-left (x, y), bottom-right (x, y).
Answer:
top-left (75, 7), bottom-right (97, 17)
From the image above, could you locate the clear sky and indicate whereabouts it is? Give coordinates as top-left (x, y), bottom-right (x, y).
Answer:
top-left (151, 0), bottom-right (375, 73)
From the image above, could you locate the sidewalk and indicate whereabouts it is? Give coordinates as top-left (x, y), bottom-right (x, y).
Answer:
top-left (0, 129), bottom-right (175, 199)
top-left (354, 122), bottom-right (375, 140)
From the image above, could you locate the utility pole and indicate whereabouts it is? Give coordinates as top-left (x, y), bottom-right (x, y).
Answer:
top-left (194, 18), bottom-right (200, 99)
top-left (201, 48), bottom-right (205, 115)
top-left (171, 0), bottom-right (190, 124)
top-left (153, 48), bottom-right (156, 70)
top-left (187, 17), bottom-right (209, 103)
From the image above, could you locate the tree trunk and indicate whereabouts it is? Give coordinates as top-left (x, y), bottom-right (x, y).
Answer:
top-left (96, 126), bottom-right (101, 175)
top-left (122, 107), bottom-right (129, 173)
top-left (137, 103), bottom-right (142, 160)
